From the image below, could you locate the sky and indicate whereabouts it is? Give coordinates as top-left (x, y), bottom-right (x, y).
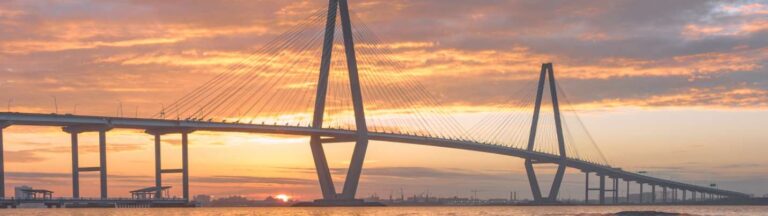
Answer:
top-left (0, 0), bottom-right (766, 200)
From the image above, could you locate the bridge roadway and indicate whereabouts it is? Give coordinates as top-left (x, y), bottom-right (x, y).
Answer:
top-left (0, 112), bottom-right (749, 199)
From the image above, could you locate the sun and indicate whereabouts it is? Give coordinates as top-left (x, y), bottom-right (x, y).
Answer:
top-left (275, 194), bottom-right (291, 202)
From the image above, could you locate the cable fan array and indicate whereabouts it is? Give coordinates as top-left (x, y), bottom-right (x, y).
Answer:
top-left (157, 6), bottom-right (608, 165)
top-left (157, 8), bottom-right (470, 141)
top-left (466, 73), bottom-right (609, 165)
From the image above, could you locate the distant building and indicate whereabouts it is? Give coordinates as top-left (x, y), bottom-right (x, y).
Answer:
top-left (194, 194), bottom-right (212, 206)
top-left (15, 186), bottom-right (32, 199)
top-left (130, 186), bottom-right (171, 199)
top-left (487, 198), bottom-right (509, 204)
top-left (207, 195), bottom-right (294, 207)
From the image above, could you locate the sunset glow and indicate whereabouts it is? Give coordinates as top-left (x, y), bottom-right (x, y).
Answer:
top-left (275, 194), bottom-right (291, 202)
top-left (0, 0), bottom-right (765, 201)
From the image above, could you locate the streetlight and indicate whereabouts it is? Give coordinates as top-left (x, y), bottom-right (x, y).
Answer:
top-left (6, 98), bottom-right (12, 112)
top-left (160, 103), bottom-right (166, 119)
top-left (117, 100), bottom-right (123, 117)
top-left (50, 96), bottom-right (58, 114)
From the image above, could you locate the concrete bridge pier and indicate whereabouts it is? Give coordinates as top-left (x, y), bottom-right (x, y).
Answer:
top-left (154, 133), bottom-right (161, 198)
top-left (295, 0), bottom-right (379, 207)
top-left (626, 180), bottom-right (631, 203)
top-left (651, 185), bottom-right (656, 203)
top-left (662, 186), bottom-right (668, 203)
top-left (675, 188), bottom-right (678, 202)
top-left (145, 128), bottom-right (193, 201)
top-left (0, 122), bottom-right (8, 198)
top-left (584, 171), bottom-right (589, 204)
top-left (639, 182), bottom-right (644, 203)
top-left (99, 129), bottom-right (107, 198)
top-left (63, 125), bottom-right (112, 199)
top-left (70, 132), bottom-right (79, 198)
top-left (182, 132), bottom-right (189, 200)
top-left (598, 174), bottom-right (606, 204)
top-left (612, 177), bottom-right (619, 204)
top-left (672, 188), bottom-right (677, 202)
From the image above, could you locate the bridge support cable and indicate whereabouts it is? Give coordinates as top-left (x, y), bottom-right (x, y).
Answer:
top-left (343, 23), bottom-right (458, 138)
top-left (350, 16), bottom-right (473, 140)
top-left (153, 10), bottom-right (326, 118)
top-left (160, 9), bottom-right (330, 121)
top-left (555, 82), bottom-right (609, 164)
top-left (159, 11), bottom-right (320, 118)
top-left (465, 81), bottom-right (538, 147)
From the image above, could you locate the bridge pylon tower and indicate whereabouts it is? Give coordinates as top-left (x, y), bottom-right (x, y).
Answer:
top-left (302, 0), bottom-right (376, 206)
top-left (524, 63), bottom-right (568, 203)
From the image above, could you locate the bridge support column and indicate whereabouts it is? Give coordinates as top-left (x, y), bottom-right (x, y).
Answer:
top-left (598, 174), bottom-right (606, 204)
top-left (64, 125), bottom-right (111, 199)
top-left (663, 187), bottom-right (667, 203)
top-left (309, 0), bottom-right (339, 201)
top-left (639, 183), bottom-right (644, 203)
top-left (0, 123), bottom-right (7, 198)
top-left (524, 160), bottom-right (566, 203)
top-left (182, 131), bottom-right (189, 201)
top-left (99, 129), bottom-right (107, 199)
top-left (70, 132), bottom-right (79, 198)
top-left (613, 177), bottom-right (619, 204)
top-left (524, 160), bottom-right (542, 201)
top-left (145, 128), bottom-right (193, 202)
top-left (673, 188), bottom-right (676, 202)
top-left (523, 63), bottom-right (567, 203)
top-left (300, 0), bottom-right (372, 205)
top-left (692, 191), bottom-right (697, 202)
top-left (683, 190), bottom-right (687, 201)
top-left (584, 172), bottom-right (589, 204)
top-left (154, 134), bottom-right (162, 199)
top-left (626, 180), bottom-right (630, 203)
top-left (651, 185), bottom-right (656, 203)
top-left (337, 0), bottom-right (370, 201)
top-left (671, 188), bottom-right (675, 202)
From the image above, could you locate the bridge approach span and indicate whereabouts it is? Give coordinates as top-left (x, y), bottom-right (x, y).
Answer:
top-left (0, 112), bottom-right (748, 198)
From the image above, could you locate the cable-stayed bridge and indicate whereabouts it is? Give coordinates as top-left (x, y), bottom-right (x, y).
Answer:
top-left (0, 0), bottom-right (748, 207)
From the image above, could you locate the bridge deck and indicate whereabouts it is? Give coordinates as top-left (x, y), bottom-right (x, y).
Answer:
top-left (0, 112), bottom-right (748, 198)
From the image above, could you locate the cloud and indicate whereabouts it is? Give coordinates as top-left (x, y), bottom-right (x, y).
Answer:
top-left (4, 150), bottom-right (46, 163)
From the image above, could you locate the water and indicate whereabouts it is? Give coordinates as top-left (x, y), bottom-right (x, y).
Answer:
top-left (0, 206), bottom-right (766, 216)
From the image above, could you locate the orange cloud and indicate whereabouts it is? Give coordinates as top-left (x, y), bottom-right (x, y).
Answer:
top-left (578, 87), bottom-right (768, 110)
